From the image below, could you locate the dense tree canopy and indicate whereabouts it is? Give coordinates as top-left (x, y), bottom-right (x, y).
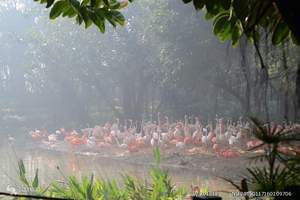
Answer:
top-left (36, 0), bottom-right (132, 32)
top-left (183, 0), bottom-right (300, 46)
top-left (0, 0), bottom-right (299, 132)
top-left (38, 0), bottom-right (300, 47)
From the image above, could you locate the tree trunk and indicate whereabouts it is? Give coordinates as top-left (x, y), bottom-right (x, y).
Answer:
top-left (122, 76), bottom-right (135, 121)
top-left (296, 61), bottom-right (300, 118)
top-left (240, 38), bottom-right (251, 115)
top-left (282, 46), bottom-right (289, 121)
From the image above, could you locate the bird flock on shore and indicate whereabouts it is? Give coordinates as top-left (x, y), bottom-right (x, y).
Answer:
top-left (29, 114), bottom-right (300, 158)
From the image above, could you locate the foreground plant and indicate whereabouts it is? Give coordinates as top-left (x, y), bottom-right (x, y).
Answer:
top-left (220, 117), bottom-right (300, 200)
top-left (12, 147), bottom-right (186, 200)
top-left (248, 118), bottom-right (300, 191)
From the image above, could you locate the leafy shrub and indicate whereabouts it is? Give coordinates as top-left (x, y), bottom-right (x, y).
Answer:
top-left (16, 147), bottom-right (186, 200)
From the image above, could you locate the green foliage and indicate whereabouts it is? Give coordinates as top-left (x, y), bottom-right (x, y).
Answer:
top-left (35, 0), bottom-right (131, 33)
top-left (250, 117), bottom-right (300, 145)
top-left (123, 175), bottom-right (150, 199)
top-left (272, 22), bottom-right (290, 45)
top-left (246, 118), bottom-right (300, 192)
top-left (50, 175), bottom-right (125, 199)
top-left (219, 118), bottom-right (300, 198)
top-left (183, 0), bottom-right (299, 46)
top-left (247, 166), bottom-right (294, 192)
top-left (18, 159), bottom-right (30, 188)
top-left (153, 147), bottom-right (161, 165)
top-left (17, 159), bottom-right (47, 197)
top-left (32, 169), bottom-right (39, 189)
top-left (35, 0), bottom-right (299, 47)
top-left (16, 149), bottom-right (186, 200)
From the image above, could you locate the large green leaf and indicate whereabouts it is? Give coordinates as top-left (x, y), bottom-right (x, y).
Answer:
top-left (272, 21), bottom-right (290, 45)
top-left (80, 7), bottom-right (93, 28)
top-left (46, 0), bottom-right (55, 8)
top-left (69, 0), bottom-right (81, 12)
top-left (213, 12), bottom-right (230, 36)
top-left (18, 159), bottom-right (30, 187)
top-left (49, 0), bottom-right (69, 19)
top-left (90, 12), bottom-right (105, 33)
top-left (18, 159), bottom-right (26, 176)
top-left (32, 169), bottom-right (39, 189)
top-left (231, 23), bottom-right (242, 46)
top-left (109, 1), bottom-right (121, 9)
top-left (218, 20), bottom-right (232, 42)
top-left (110, 11), bottom-right (126, 26)
top-left (62, 6), bottom-right (77, 18)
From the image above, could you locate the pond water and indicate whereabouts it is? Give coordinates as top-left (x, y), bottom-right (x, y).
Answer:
top-left (0, 138), bottom-right (246, 199)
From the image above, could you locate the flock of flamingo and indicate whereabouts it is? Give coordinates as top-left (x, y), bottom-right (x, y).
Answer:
top-left (29, 115), bottom-right (300, 158)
